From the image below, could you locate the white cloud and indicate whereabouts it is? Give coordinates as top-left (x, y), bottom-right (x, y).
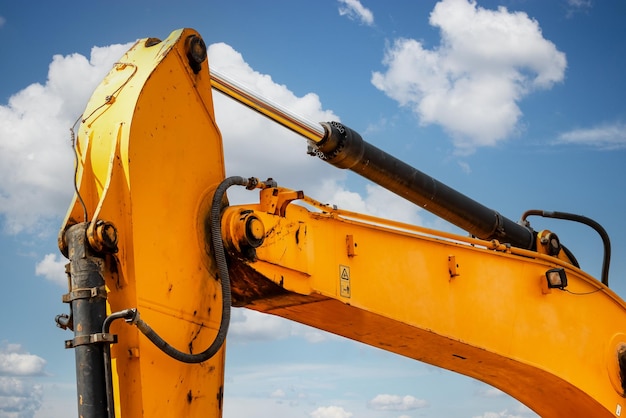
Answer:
top-left (208, 44), bottom-right (423, 224)
top-left (458, 160), bottom-right (471, 174)
top-left (472, 411), bottom-right (526, 418)
top-left (35, 253), bottom-right (67, 287)
top-left (0, 37), bottom-right (424, 239)
top-left (229, 308), bottom-right (292, 342)
top-left (31, 381), bottom-right (76, 418)
top-left (338, 0), bottom-right (374, 26)
top-left (0, 345), bottom-right (46, 418)
top-left (0, 16), bottom-right (6, 28)
top-left (0, 345), bottom-right (46, 377)
top-left (567, 0), bottom-right (591, 6)
top-left (1, 38), bottom-right (423, 292)
top-left (270, 389), bottom-right (286, 398)
top-left (229, 308), bottom-right (333, 344)
top-left (371, 0), bottom-right (566, 153)
top-left (565, 0), bottom-right (592, 17)
top-left (208, 42), bottom-right (346, 202)
top-left (368, 394), bottom-right (428, 411)
top-left (556, 122), bottom-right (626, 150)
top-left (0, 377), bottom-right (43, 418)
top-left (314, 180), bottom-right (429, 230)
top-left (310, 405), bottom-right (353, 418)
top-left (0, 42), bottom-right (132, 234)
top-left (476, 386), bottom-right (504, 398)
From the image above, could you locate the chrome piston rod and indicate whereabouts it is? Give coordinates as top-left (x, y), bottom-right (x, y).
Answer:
top-left (209, 68), bottom-right (325, 142)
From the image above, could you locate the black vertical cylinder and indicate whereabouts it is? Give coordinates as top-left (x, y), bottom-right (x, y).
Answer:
top-left (66, 223), bottom-right (108, 418)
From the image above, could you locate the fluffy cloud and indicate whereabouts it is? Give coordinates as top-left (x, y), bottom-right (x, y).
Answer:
top-left (269, 389), bottom-right (286, 398)
top-left (3, 38), bottom-right (424, 287)
top-left (0, 345), bottom-right (46, 377)
top-left (310, 405), bottom-right (353, 418)
top-left (368, 393), bottom-right (428, 411)
top-left (556, 122), bottom-right (626, 150)
top-left (0, 377), bottom-right (43, 418)
top-left (565, 0), bottom-right (592, 17)
top-left (0, 42), bottom-right (133, 234)
top-left (372, 0), bottom-right (566, 153)
top-left (337, 0), bottom-right (374, 26)
top-left (229, 308), bottom-right (331, 344)
top-left (229, 308), bottom-right (293, 342)
top-left (567, 0), bottom-right (591, 8)
top-left (35, 253), bottom-right (67, 287)
top-left (0, 345), bottom-right (46, 418)
top-left (208, 42), bottom-right (345, 200)
top-left (472, 411), bottom-right (526, 418)
top-left (208, 43), bottom-right (423, 221)
top-left (324, 182), bottom-right (424, 225)
top-left (476, 386), bottom-right (504, 398)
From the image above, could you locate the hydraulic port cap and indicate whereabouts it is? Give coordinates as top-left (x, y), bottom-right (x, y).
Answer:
top-left (222, 208), bottom-right (266, 256)
top-left (607, 333), bottom-right (626, 397)
top-left (186, 35), bottom-right (207, 74)
top-left (245, 216), bottom-right (265, 248)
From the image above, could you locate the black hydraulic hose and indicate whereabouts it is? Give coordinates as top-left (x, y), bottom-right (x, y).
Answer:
top-left (560, 244), bottom-right (580, 269)
top-left (102, 309), bottom-right (138, 418)
top-left (132, 176), bottom-right (250, 363)
top-left (522, 210), bottom-right (611, 287)
top-left (102, 342), bottom-right (114, 418)
top-left (97, 177), bottom-right (267, 416)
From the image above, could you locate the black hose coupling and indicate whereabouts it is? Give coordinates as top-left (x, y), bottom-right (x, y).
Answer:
top-left (245, 177), bottom-right (278, 190)
top-left (316, 121), bottom-right (365, 169)
top-left (102, 308), bottom-right (140, 336)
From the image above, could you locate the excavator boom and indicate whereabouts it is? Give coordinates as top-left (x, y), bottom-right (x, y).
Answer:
top-left (57, 29), bottom-right (626, 418)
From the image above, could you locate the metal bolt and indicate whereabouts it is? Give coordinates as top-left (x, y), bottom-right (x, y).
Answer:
top-left (186, 35), bottom-right (207, 74)
top-left (98, 221), bottom-right (118, 252)
top-left (88, 220), bottom-right (118, 253)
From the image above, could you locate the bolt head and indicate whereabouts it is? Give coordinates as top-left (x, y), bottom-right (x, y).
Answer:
top-left (187, 36), bottom-right (207, 64)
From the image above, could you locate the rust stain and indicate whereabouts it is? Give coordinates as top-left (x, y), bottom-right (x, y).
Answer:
top-left (227, 259), bottom-right (289, 306)
top-left (227, 257), bottom-right (326, 310)
top-left (188, 323), bottom-right (205, 354)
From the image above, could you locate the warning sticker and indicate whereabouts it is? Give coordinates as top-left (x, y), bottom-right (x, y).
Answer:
top-left (339, 265), bottom-right (350, 298)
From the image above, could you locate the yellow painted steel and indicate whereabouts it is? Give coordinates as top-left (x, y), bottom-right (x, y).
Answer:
top-left (61, 29), bottom-right (226, 417)
top-left (222, 191), bottom-right (626, 418)
top-left (59, 27), bottom-right (626, 418)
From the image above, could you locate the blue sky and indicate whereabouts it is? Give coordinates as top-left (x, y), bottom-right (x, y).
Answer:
top-left (1, 0), bottom-right (625, 417)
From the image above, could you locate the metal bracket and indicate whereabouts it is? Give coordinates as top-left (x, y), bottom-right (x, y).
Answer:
top-left (62, 286), bottom-right (107, 303)
top-left (65, 333), bottom-right (117, 349)
top-left (259, 187), bottom-right (305, 216)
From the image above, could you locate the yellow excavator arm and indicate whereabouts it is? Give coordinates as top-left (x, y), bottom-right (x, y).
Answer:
top-left (56, 29), bottom-right (626, 418)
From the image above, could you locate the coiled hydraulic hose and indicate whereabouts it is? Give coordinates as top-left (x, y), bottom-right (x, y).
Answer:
top-left (131, 176), bottom-right (254, 363)
top-left (103, 177), bottom-right (255, 368)
top-left (101, 177), bottom-right (273, 416)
